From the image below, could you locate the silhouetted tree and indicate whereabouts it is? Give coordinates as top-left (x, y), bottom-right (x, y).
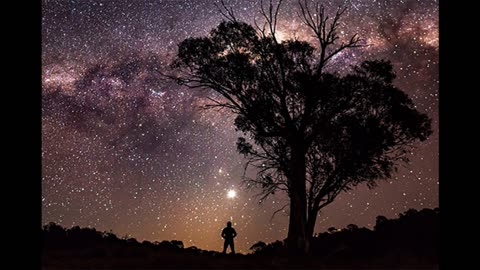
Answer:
top-left (327, 227), bottom-right (337, 234)
top-left (374, 215), bottom-right (389, 231)
top-left (102, 230), bottom-right (119, 243)
top-left (346, 224), bottom-right (359, 231)
top-left (399, 208), bottom-right (418, 218)
top-left (170, 240), bottom-right (185, 249)
top-left (170, 0), bottom-right (432, 253)
top-left (185, 246), bottom-right (199, 254)
top-left (126, 237), bottom-right (138, 244)
top-left (250, 241), bottom-right (267, 254)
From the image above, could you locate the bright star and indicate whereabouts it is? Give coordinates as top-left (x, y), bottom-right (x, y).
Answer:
top-left (227, 190), bottom-right (236, 199)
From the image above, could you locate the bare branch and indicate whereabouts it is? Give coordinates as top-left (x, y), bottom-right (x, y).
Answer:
top-left (259, 0), bottom-right (284, 43)
top-left (323, 33), bottom-right (363, 64)
top-left (298, 1), bottom-right (364, 73)
top-left (215, 0), bottom-right (237, 22)
top-left (270, 203), bottom-right (289, 222)
top-left (254, 17), bottom-right (268, 38)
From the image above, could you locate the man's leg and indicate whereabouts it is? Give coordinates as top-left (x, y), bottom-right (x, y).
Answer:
top-left (223, 240), bottom-right (228, 253)
top-left (230, 241), bottom-right (235, 254)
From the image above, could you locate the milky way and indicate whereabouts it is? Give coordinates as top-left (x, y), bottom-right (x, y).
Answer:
top-left (42, 0), bottom-right (438, 253)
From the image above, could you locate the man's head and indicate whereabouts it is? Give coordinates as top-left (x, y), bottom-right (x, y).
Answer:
top-left (227, 221), bottom-right (232, 227)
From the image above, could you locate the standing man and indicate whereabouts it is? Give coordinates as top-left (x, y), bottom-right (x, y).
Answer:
top-left (221, 221), bottom-right (237, 254)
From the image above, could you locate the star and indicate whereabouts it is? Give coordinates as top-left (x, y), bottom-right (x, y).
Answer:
top-left (227, 190), bottom-right (237, 199)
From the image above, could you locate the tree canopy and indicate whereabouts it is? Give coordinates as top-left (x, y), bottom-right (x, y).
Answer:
top-left (170, 0), bottom-right (432, 253)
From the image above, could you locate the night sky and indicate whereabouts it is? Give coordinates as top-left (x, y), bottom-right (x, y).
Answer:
top-left (42, 0), bottom-right (438, 253)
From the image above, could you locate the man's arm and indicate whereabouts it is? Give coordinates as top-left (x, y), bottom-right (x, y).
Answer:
top-left (233, 229), bottom-right (237, 238)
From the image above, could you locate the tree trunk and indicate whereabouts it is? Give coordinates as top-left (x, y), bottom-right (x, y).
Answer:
top-left (306, 208), bottom-right (318, 241)
top-left (287, 191), bottom-right (308, 254)
top-left (286, 145), bottom-right (308, 254)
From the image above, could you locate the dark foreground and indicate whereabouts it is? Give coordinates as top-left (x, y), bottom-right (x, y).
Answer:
top-left (43, 250), bottom-right (437, 270)
top-left (43, 208), bottom-right (438, 269)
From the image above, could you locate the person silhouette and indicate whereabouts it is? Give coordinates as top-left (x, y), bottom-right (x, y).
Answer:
top-left (221, 221), bottom-right (237, 254)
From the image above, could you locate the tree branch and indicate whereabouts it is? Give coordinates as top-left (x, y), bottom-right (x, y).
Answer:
top-left (270, 203), bottom-right (289, 222)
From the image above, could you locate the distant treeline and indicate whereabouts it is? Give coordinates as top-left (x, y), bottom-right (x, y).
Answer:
top-left (249, 207), bottom-right (439, 265)
top-left (42, 207), bottom-right (438, 269)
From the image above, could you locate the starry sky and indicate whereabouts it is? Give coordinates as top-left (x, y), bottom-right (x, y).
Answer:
top-left (42, 0), bottom-right (439, 253)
